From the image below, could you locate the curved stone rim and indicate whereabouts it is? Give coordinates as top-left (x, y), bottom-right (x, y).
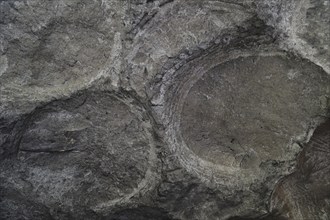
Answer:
top-left (14, 90), bottom-right (159, 213)
top-left (164, 49), bottom-right (314, 187)
top-left (90, 91), bottom-right (159, 213)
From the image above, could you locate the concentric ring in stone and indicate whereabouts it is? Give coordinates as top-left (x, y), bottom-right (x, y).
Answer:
top-left (168, 51), bottom-right (330, 186)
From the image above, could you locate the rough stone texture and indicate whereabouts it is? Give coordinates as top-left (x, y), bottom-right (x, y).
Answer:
top-left (181, 54), bottom-right (328, 167)
top-left (0, 90), bottom-right (159, 219)
top-left (0, 0), bottom-right (329, 220)
top-left (270, 118), bottom-right (330, 220)
top-left (257, 0), bottom-right (330, 73)
top-left (0, 0), bottom-right (126, 118)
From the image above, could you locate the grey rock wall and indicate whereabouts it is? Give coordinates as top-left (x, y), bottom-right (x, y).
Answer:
top-left (0, 0), bottom-right (329, 220)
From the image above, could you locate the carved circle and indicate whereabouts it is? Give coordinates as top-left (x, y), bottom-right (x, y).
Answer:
top-left (11, 91), bottom-right (157, 213)
top-left (166, 51), bottom-right (330, 186)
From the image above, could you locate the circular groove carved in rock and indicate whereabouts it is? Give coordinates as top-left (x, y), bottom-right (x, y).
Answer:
top-left (0, 91), bottom-right (157, 215)
top-left (167, 51), bottom-right (330, 186)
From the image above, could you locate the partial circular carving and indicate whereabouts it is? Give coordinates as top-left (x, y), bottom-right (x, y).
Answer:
top-left (1, 91), bottom-right (157, 215)
top-left (166, 50), bottom-right (330, 186)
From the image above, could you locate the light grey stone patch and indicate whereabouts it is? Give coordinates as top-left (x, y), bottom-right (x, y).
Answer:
top-left (88, 32), bottom-right (123, 88)
top-left (257, 0), bottom-right (330, 74)
top-left (0, 0), bottom-right (125, 118)
top-left (0, 55), bottom-right (8, 77)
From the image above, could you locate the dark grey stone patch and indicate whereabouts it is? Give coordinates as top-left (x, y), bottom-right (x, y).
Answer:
top-left (181, 54), bottom-right (329, 167)
top-left (0, 91), bottom-right (157, 219)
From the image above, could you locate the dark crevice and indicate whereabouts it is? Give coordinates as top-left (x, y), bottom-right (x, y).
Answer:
top-left (159, 0), bottom-right (174, 8)
top-left (129, 10), bottom-right (158, 35)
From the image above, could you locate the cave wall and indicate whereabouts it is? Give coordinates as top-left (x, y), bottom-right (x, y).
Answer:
top-left (0, 0), bottom-right (329, 220)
